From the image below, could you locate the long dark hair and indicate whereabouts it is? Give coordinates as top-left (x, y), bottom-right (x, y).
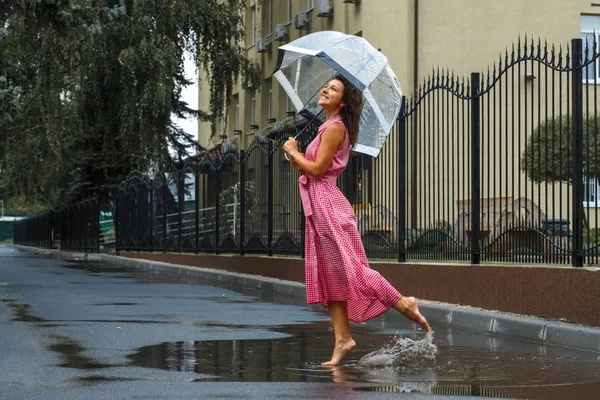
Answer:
top-left (332, 75), bottom-right (363, 146)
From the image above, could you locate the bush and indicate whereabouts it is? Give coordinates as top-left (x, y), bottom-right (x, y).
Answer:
top-left (584, 228), bottom-right (600, 246)
top-left (521, 115), bottom-right (600, 183)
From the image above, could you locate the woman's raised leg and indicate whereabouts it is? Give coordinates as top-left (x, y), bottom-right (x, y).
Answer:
top-left (322, 301), bottom-right (356, 366)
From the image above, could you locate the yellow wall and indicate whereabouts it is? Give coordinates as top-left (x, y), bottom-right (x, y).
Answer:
top-left (200, 0), bottom-right (600, 147)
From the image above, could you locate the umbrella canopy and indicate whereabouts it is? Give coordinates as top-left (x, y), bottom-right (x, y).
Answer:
top-left (273, 31), bottom-right (402, 157)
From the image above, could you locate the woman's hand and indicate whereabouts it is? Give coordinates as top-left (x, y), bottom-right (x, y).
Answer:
top-left (283, 137), bottom-right (299, 157)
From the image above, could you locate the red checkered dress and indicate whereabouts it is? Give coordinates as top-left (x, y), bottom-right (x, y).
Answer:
top-left (299, 114), bottom-right (402, 323)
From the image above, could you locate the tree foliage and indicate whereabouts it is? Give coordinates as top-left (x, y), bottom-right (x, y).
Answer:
top-left (0, 0), bottom-right (259, 212)
top-left (521, 115), bottom-right (600, 184)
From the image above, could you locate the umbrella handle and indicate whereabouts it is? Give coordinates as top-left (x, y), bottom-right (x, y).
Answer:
top-left (284, 110), bottom-right (324, 161)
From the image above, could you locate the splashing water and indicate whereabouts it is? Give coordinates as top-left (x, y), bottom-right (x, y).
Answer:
top-left (357, 331), bottom-right (437, 368)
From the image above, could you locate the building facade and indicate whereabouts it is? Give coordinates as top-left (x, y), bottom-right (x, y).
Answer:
top-left (191, 0), bottom-right (600, 258)
top-left (198, 0), bottom-right (600, 149)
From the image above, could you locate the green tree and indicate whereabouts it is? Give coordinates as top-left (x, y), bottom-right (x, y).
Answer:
top-left (0, 0), bottom-right (259, 211)
top-left (521, 115), bottom-right (600, 183)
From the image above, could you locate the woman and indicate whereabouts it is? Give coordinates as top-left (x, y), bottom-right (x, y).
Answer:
top-left (283, 75), bottom-right (431, 366)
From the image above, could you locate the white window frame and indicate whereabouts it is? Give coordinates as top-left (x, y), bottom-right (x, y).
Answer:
top-left (581, 15), bottom-right (600, 84)
top-left (251, 5), bottom-right (257, 46)
top-left (308, 0), bottom-right (314, 11)
top-left (267, 0), bottom-right (273, 35)
top-left (287, 0), bottom-right (293, 24)
top-left (581, 31), bottom-right (599, 84)
top-left (584, 176), bottom-right (600, 207)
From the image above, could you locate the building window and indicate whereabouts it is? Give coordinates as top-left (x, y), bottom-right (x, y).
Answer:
top-left (581, 15), bottom-right (600, 83)
top-left (251, 5), bottom-right (257, 46)
top-left (267, 0), bottom-right (273, 35)
top-left (287, 0), bottom-right (292, 23)
top-left (248, 167), bottom-right (256, 182)
top-left (308, 0), bottom-right (314, 11)
top-left (234, 95), bottom-right (240, 131)
top-left (584, 177), bottom-right (600, 207)
top-left (267, 80), bottom-right (273, 120)
top-left (251, 90), bottom-right (256, 126)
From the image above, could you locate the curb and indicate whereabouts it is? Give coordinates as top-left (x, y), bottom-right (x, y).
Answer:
top-left (9, 245), bottom-right (600, 354)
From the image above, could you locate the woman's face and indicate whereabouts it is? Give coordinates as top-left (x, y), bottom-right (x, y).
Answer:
top-left (318, 79), bottom-right (345, 110)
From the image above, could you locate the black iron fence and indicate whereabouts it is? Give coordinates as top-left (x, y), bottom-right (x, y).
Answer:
top-left (400, 37), bottom-right (599, 267)
top-left (115, 131), bottom-right (315, 257)
top-left (115, 37), bottom-right (599, 266)
top-left (13, 197), bottom-right (100, 252)
top-left (15, 37), bottom-right (600, 266)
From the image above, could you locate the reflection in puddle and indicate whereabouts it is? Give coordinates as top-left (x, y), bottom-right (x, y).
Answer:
top-left (76, 375), bottom-right (143, 385)
top-left (60, 263), bottom-right (141, 275)
top-left (47, 336), bottom-right (111, 370)
top-left (7, 302), bottom-right (48, 322)
top-left (126, 324), bottom-right (600, 399)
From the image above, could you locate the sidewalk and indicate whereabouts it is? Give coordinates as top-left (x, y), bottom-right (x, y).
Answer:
top-left (10, 245), bottom-right (600, 355)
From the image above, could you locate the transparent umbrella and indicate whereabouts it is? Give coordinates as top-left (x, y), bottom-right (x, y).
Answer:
top-left (273, 30), bottom-right (402, 157)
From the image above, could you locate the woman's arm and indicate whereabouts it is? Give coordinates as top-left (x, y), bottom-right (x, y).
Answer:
top-left (284, 123), bottom-right (345, 178)
top-left (290, 158), bottom-right (305, 174)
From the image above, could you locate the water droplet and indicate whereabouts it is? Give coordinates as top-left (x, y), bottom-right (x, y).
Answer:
top-left (357, 331), bottom-right (438, 368)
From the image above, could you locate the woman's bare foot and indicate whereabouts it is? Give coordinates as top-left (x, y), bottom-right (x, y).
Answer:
top-left (394, 296), bottom-right (431, 332)
top-left (322, 339), bottom-right (356, 366)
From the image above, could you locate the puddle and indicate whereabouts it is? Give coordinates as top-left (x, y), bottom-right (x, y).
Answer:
top-left (125, 323), bottom-right (600, 399)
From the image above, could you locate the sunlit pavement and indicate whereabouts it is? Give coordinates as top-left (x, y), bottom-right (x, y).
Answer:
top-left (1, 245), bottom-right (599, 400)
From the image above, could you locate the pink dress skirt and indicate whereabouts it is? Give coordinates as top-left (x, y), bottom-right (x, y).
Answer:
top-left (299, 114), bottom-right (402, 323)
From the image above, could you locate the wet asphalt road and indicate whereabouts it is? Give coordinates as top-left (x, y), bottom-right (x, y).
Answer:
top-left (1, 245), bottom-right (599, 400)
